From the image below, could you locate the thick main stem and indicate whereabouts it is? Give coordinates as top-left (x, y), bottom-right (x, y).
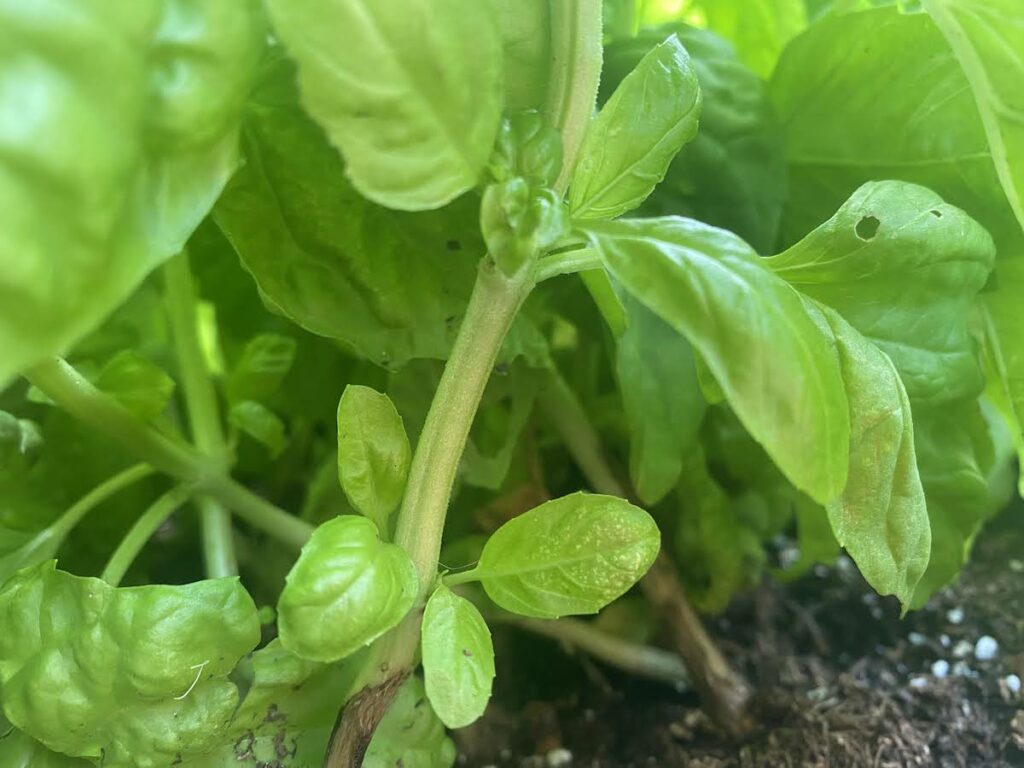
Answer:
top-left (163, 251), bottom-right (237, 578)
top-left (326, 258), bottom-right (532, 767)
top-left (25, 359), bottom-right (312, 549)
top-left (538, 372), bottom-right (753, 737)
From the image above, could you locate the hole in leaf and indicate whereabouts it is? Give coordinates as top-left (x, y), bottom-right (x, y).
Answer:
top-left (930, 209), bottom-right (943, 218)
top-left (855, 215), bottom-right (880, 240)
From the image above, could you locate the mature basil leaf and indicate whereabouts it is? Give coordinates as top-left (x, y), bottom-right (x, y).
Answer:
top-left (476, 493), bottom-right (659, 619)
top-left (277, 516), bottom-right (418, 662)
top-left (0, 562), bottom-right (260, 764)
top-left (602, 24), bottom-right (787, 253)
top-left (910, 401), bottom-right (1005, 607)
top-left (229, 400), bottom-right (286, 458)
top-left (766, 181), bottom-right (995, 406)
top-left (922, 0), bottom-right (1024, 485)
top-left (696, 0), bottom-right (808, 78)
top-left (0, 0), bottom-right (263, 387)
top-left (0, 730), bottom-right (90, 768)
top-left (216, 54), bottom-right (546, 371)
top-left (616, 293), bottom-right (705, 506)
top-left (364, 676), bottom-right (457, 768)
top-left (583, 216), bottom-right (850, 504)
top-left (337, 386), bottom-right (411, 533)
top-left (225, 334), bottom-right (297, 405)
top-left (813, 306), bottom-right (930, 608)
top-left (421, 585), bottom-right (495, 729)
top-left (94, 350), bottom-right (175, 422)
top-left (264, 0), bottom-right (503, 211)
top-left (571, 36), bottom-right (702, 220)
top-left (494, 0), bottom-right (552, 111)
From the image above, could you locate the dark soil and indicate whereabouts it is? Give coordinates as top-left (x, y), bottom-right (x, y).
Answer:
top-left (456, 508), bottom-right (1024, 767)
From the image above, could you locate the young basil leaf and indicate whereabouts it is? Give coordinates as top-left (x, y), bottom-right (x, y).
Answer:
top-left (616, 293), bottom-right (706, 506)
top-left (602, 23), bottom-right (787, 253)
top-left (910, 401), bottom-right (1007, 607)
top-left (421, 585), bottom-right (495, 729)
top-left (229, 400), bottom-right (287, 458)
top-left (481, 179), bottom-right (570, 276)
top-left (364, 676), bottom-right (457, 768)
top-left (811, 305), bottom-right (930, 608)
top-left (475, 493), bottom-right (660, 619)
top-left (583, 216), bottom-right (850, 504)
top-left (337, 386), bottom-right (412, 533)
top-left (277, 516), bottom-right (418, 662)
top-left (94, 350), bottom-right (175, 422)
top-left (264, 0), bottom-right (503, 211)
top-left (766, 181), bottom-right (995, 406)
top-left (0, 0), bottom-right (264, 387)
top-left (490, 112), bottom-right (564, 188)
top-left (0, 562), bottom-right (260, 764)
top-left (571, 36), bottom-right (702, 220)
top-left (225, 334), bottom-right (297, 405)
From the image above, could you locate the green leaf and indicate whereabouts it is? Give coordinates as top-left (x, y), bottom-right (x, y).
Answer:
top-left (571, 36), bottom-right (702, 219)
top-left (229, 400), bottom-right (286, 458)
top-left (0, 730), bottom-right (91, 768)
top-left (616, 293), bottom-right (705, 506)
top-left (696, 0), bottom-right (808, 78)
top-left (777, 495), bottom-right (839, 582)
top-left (421, 585), bottom-right (495, 729)
top-left (602, 24), bottom-right (787, 253)
top-left (481, 179), bottom-right (570, 276)
top-left (277, 516), bottom-right (418, 662)
top-left (766, 181), bottom-right (995, 406)
top-left (364, 676), bottom-right (457, 768)
top-left (812, 305), bottom-right (931, 608)
top-left (264, 0), bottom-right (504, 211)
top-left (583, 216), bottom-right (850, 504)
top-left (475, 493), bottom-right (660, 619)
top-left (225, 333), bottom-right (297, 405)
top-left (490, 111), bottom-right (563, 188)
top-left (0, 562), bottom-right (260, 764)
top-left (215, 54), bottom-right (546, 371)
top-left (910, 401), bottom-right (1003, 607)
top-left (337, 386), bottom-right (411, 532)
top-left (0, 0), bottom-right (264, 387)
top-left (494, 0), bottom-right (553, 111)
top-left (94, 350), bottom-right (175, 422)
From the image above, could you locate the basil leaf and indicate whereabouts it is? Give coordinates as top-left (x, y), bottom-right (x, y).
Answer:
top-left (226, 334), bottom-right (297, 405)
top-left (0, 730), bottom-right (90, 768)
top-left (602, 24), bottom-right (787, 253)
top-left (264, 0), bottom-right (503, 211)
top-left (814, 305), bottom-right (930, 608)
top-left (571, 36), bottom-right (702, 220)
top-left (698, 0), bottom-right (808, 78)
top-left (229, 400), bottom-right (287, 458)
top-left (0, 562), bottom-right (260, 764)
top-left (583, 216), bottom-right (850, 504)
top-left (277, 516), bottom-right (418, 662)
top-left (766, 181), bottom-right (995, 406)
top-left (911, 401), bottom-right (1005, 607)
top-left (476, 493), bottom-right (660, 619)
top-left (0, 0), bottom-right (263, 387)
top-left (421, 585), bottom-right (495, 729)
top-left (337, 386), bottom-right (412, 533)
top-left (364, 677), bottom-right (457, 768)
top-left (616, 293), bottom-right (705, 506)
top-left (494, 0), bottom-right (552, 111)
top-left (94, 351), bottom-right (175, 422)
top-left (215, 54), bottom-right (546, 371)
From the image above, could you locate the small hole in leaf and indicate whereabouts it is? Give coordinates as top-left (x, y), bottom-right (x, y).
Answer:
top-left (855, 215), bottom-right (880, 240)
top-left (930, 209), bottom-right (943, 218)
